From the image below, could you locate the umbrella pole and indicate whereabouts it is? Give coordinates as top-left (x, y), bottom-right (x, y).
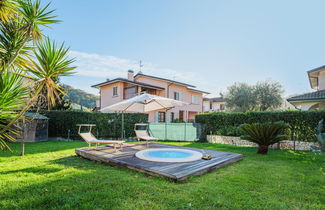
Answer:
top-left (165, 111), bottom-right (167, 140)
top-left (121, 111), bottom-right (124, 140)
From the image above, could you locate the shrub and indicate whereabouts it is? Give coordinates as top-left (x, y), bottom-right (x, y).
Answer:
top-left (42, 111), bottom-right (148, 139)
top-left (196, 110), bottom-right (325, 142)
top-left (172, 118), bottom-right (185, 123)
top-left (240, 121), bottom-right (289, 154)
top-left (214, 126), bottom-right (242, 136)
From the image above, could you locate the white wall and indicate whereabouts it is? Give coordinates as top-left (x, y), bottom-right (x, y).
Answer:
top-left (318, 71), bottom-right (325, 90)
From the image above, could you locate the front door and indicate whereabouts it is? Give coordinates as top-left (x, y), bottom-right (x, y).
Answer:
top-left (179, 111), bottom-right (184, 121)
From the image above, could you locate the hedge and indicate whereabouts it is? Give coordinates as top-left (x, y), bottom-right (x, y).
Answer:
top-left (195, 110), bottom-right (325, 142)
top-left (42, 111), bottom-right (148, 139)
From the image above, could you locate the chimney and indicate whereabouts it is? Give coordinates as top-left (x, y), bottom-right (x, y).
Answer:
top-left (127, 69), bottom-right (134, 81)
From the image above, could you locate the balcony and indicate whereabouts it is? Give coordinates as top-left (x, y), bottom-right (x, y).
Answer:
top-left (123, 86), bottom-right (159, 99)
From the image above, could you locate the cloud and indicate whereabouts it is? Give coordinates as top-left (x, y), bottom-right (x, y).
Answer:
top-left (68, 50), bottom-right (219, 96)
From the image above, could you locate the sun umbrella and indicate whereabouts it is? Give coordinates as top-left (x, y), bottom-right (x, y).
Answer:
top-left (101, 93), bottom-right (187, 113)
top-left (100, 93), bottom-right (188, 139)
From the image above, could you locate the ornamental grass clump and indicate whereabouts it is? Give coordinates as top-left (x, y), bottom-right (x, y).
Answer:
top-left (240, 121), bottom-right (289, 154)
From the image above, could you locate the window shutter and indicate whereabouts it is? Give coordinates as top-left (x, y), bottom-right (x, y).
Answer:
top-left (155, 112), bottom-right (159, 122)
top-left (179, 92), bottom-right (183, 101)
top-left (167, 112), bottom-right (171, 123)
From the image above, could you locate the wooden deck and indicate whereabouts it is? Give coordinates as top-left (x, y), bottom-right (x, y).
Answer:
top-left (75, 143), bottom-right (243, 182)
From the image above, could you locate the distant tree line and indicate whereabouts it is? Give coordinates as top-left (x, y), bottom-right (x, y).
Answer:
top-left (30, 84), bottom-right (99, 111)
top-left (62, 84), bottom-right (99, 108)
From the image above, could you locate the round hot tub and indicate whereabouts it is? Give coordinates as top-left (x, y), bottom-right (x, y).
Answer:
top-left (135, 148), bottom-right (203, 162)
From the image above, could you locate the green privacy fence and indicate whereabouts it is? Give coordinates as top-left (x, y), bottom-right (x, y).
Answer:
top-left (148, 123), bottom-right (204, 141)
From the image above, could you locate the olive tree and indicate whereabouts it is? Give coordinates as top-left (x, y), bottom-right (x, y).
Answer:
top-left (224, 80), bottom-right (284, 112)
top-left (254, 80), bottom-right (283, 111)
top-left (224, 83), bottom-right (256, 112)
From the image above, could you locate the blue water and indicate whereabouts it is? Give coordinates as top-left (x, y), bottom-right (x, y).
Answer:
top-left (146, 150), bottom-right (192, 158)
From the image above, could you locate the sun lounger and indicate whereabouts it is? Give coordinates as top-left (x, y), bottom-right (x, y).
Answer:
top-left (77, 124), bottom-right (124, 152)
top-left (134, 123), bottom-right (159, 146)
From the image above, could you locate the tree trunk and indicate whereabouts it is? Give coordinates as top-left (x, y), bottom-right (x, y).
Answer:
top-left (20, 141), bottom-right (25, 156)
top-left (257, 145), bottom-right (269, 154)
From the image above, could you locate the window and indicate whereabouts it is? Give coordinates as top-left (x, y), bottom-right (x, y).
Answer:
top-left (179, 110), bottom-right (184, 121)
top-left (191, 95), bottom-right (199, 104)
top-left (220, 104), bottom-right (225, 110)
top-left (113, 86), bottom-right (118, 97)
top-left (171, 112), bottom-right (175, 122)
top-left (174, 92), bottom-right (180, 100)
top-left (209, 102), bottom-right (212, 109)
top-left (158, 112), bottom-right (166, 122)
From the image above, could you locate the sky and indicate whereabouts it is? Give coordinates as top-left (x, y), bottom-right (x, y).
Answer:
top-left (42, 0), bottom-right (325, 97)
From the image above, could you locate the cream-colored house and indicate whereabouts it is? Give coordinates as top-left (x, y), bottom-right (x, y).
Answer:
top-left (287, 65), bottom-right (325, 110)
top-left (92, 70), bottom-right (209, 122)
top-left (203, 97), bottom-right (226, 112)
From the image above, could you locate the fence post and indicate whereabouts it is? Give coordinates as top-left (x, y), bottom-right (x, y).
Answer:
top-left (165, 122), bottom-right (167, 140)
top-left (184, 123), bottom-right (186, 141)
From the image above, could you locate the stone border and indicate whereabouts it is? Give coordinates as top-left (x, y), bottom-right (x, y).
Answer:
top-left (207, 135), bottom-right (319, 151)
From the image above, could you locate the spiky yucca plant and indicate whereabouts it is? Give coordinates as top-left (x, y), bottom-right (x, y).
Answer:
top-left (240, 121), bottom-right (289, 154)
top-left (0, 0), bottom-right (75, 152)
top-left (27, 38), bottom-right (76, 110)
top-left (0, 70), bottom-right (28, 150)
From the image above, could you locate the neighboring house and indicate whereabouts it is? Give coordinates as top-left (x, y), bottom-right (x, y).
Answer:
top-left (287, 65), bottom-right (325, 110)
top-left (203, 97), bottom-right (226, 112)
top-left (92, 70), bottom-right (209, 122)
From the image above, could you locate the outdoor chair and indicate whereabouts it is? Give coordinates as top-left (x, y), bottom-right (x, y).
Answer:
top-left (134, 123), bottom-right (159, 146)
top-left (77, 124), bottom-right (124, 152)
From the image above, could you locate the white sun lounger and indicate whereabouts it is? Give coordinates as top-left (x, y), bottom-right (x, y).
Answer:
top-left (134, 123), bottom-right (159, 146)
top-left (77, 124), bottom-right (124, 152)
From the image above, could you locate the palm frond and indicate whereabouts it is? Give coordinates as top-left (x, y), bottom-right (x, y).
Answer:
top-left (0, 70), bottom-right (29, 150)
top-left (240, 121), bottom-right (289, 146)
top-left (0, 0), bottom-right (19, 23)
top-left (25, 38), bottom-right (76, 109)
top-left (18, 0), bottom-right (60, 40)
top-left (0, 21), bottom-right (33, 70)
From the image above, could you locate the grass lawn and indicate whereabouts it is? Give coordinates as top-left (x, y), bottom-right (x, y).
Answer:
top-left (0, 141), bottom-right (324, 209)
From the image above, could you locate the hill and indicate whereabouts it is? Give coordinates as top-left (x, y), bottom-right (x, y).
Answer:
top-left (62, 84), bottom-right (99, 108)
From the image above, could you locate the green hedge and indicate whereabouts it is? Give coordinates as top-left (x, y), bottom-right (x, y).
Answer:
top-left (42, 111), bottom-right (148, 139)
top-left (195, 111), bottom-right (325, 142)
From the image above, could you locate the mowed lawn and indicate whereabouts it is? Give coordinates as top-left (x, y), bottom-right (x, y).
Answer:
top-left (0, 141), bottom-right (324, 209)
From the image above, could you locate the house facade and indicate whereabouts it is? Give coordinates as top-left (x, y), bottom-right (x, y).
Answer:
top-left (92, 70), bottom-right (209, 122)
top-left (287, 65), bottom-right (325, 110)
top-left (203, 97), bottom-right (226, 112)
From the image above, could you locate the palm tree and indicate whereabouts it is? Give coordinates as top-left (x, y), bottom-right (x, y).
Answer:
top-left (0, 38), bottom-right (76, 142)
top-left (1, 0), bottom-right (59, 72)
top-left (26, 38), bottom-right (76, 110)
top-left (0, 0), bottom-right (75, 152)
top-left (240, 121), bottom-right (289, 154)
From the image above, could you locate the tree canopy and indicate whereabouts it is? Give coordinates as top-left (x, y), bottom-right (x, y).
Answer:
top-left (225, 80), bottom-right (284, 112)
top-left (62, 84), bottom-right (98, 108)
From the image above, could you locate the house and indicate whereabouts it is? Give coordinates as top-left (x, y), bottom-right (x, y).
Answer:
top-left (203, 97), bottom-right (226, 112)
top-left (287, 65), bottom-right (325, 110)
top-left (92, 70), bottom-right (209, 122)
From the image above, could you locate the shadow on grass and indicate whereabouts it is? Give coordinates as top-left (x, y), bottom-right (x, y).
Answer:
top-left (0, 141), bottom-right (88, 157)
top-left (48, 155), bottom-right (90, 168)
top-left (0, 169), bottom-right (146, 209)
top-left (1, 148), bottom-right (324, 209)
top-left (1, 166), bottom-right (62, 175)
